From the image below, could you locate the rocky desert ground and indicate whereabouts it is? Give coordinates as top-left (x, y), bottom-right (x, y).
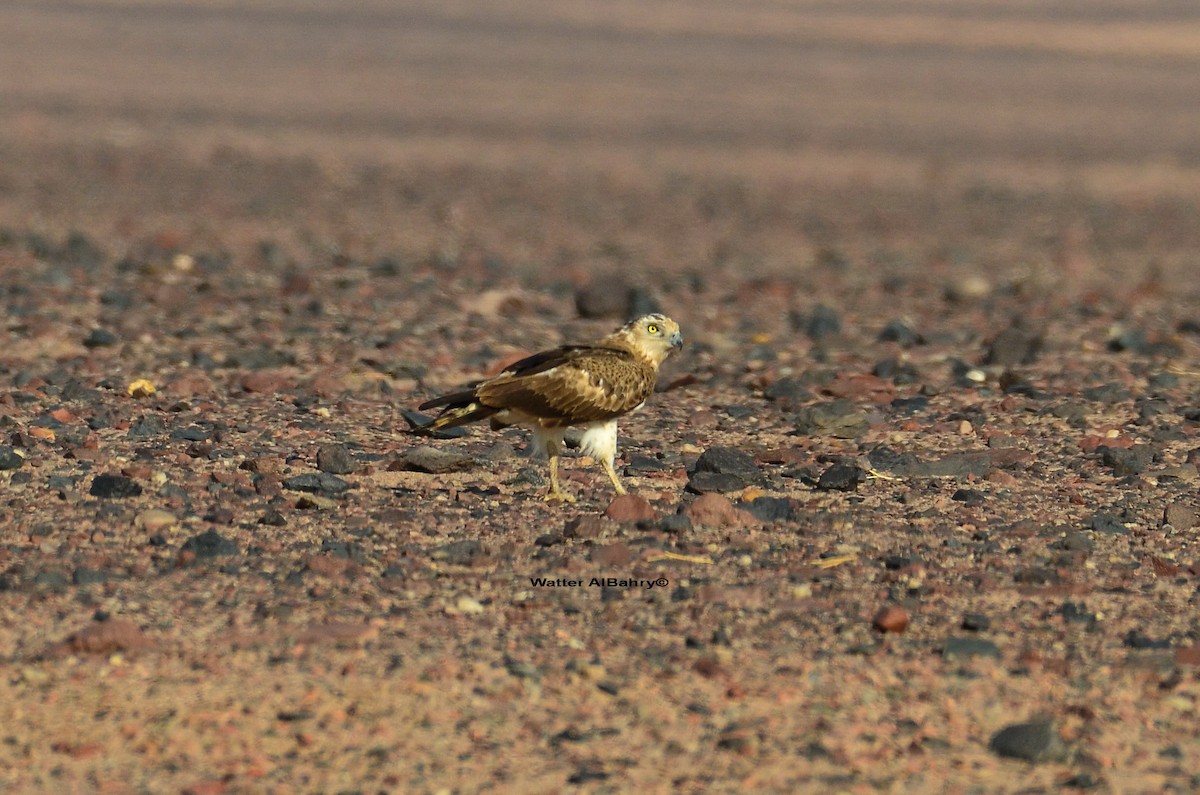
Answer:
top-left (2, 2), bottom-right (1200, 793)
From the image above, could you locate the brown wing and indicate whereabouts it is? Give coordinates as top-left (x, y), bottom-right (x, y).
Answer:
top-left (475, 345), bottom-right (655, 424)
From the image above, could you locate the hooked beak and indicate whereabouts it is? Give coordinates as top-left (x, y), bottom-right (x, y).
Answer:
top-left (669, 331), bottom-right (683, 350)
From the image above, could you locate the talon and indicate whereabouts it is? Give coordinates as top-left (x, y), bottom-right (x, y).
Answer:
top-left (544, 489), bottom-right (576, 503)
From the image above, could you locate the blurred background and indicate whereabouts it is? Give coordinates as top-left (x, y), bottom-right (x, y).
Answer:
top-left (3, 0), bottom-right (1199, 286)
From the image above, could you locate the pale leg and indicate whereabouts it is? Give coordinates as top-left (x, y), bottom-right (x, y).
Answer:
top-left (535, 425), bottom-right (574, 502)
top-left (546, 452), bottom-right (576, 502)
top-left (601, 457), bottom-right (627, 495)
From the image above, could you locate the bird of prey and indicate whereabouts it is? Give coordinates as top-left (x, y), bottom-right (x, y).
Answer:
top-left (413, 313), bottom-right (683, 502)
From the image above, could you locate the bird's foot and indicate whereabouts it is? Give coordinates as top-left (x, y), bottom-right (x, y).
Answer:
top-left (544, 488), bottom-right (577, 504)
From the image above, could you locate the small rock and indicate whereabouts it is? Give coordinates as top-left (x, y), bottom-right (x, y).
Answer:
top-left (692, 446), bottom-right (761, 481)
top-left (456, 597), bottom-right (486, 615)
top-left (739, 496), bottom-right (796, 522)
top-left (1123, 630), bottom-right (1171, 650)
top-left (127, 415), bottom-right (166, 438)
top-left (983, 325), bottom-right (1043, 366)
top-left (942, 636), bottom-right (1001, 660)
top-left (605, 494), bottom-right (657, 523)
top-left (180, 529), bottom-right (238, 559)
top-left (988, 719), bottom-right (1068, 763)
top-left (1163, 503), bottom-right (1197, 530)
top-left (816, 463), bottom-right (865, 491)
top-left (878, 319), bottom-right (922, 347)
top-left (282, 473), bottom-right (350, 495)
top-left (432, 539), bottom-right (486, 566)
top-left (51, 617), bottom-right (155, 656)
top-left (135, 509), bottom-right (177, 533)
top-left (686, 471), bottom-right (748, 494)
top-left (316, 443), bottom-right (357, 474)
top-left (799, 304), bottom-right (841, 341)
top-left (763, 376), bottom-right (813, 405)
top-left (576, 280), bottom-right (658, 319)
top-left (89, 473), bottom-right (143, 499)
top-left (961, 613), bottom-right (991, 632)
top-left (399, 446), bottom-right (475, 474)
top-left (0, 446), bottom-right (24, 470)
top-left (562, 516), bottom-right (609, 539)
top-left (83, 328), bottom-right (119, 348)
top-left (793, 400), bottom-right (869, 438)
top-left (1089, 513), bottom-right (1127, 534)
top-left (872, 605), bottom-right (909, 633)
top-left (683, 494), bottom-right (755, 528)
top-left (1099, 444), bottom-right (1154, 477)
top-left (951, 488), bottom-right (987, 504)
top-left (294, 621), bottom-right (377, 647)
top-left (590, 542), bottom-right (633, 566)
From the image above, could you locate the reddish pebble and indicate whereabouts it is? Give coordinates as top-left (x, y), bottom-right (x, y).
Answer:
top-left (605, 494), bottom-right (658, 522)
top-left (590, 541), bottom-right (633, 567)
top-left (872, 605), bottom-right (910, 633)
top-left (683, 494), bottom-right (754, 528)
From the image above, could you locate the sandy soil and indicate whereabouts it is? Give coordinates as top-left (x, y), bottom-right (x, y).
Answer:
top-left (1, 2), bottom-right (1200, 793)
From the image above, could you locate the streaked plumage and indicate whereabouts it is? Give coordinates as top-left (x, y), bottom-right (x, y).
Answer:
top-left (414, 313), bottom-right (683, 501)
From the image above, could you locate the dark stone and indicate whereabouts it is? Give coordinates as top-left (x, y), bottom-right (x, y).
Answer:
top-left (816, 463), bottom-right (865, 492)
top-left (988, 719), bottom-right (1067, 763)
top-left (575, 280), bottom-right (659, 319)
top-left (1012, 567), bottom-right (1061, 585)
top-left (942, 636), bottom-right (1001, 660)
top-left (34, 571), bottom-right (70, 590)
top-left (169, 426), bottom-right (211, 442)
top-left (626, 454), bottom-right (669, 472)
top-left (657, 514), bottom-right (694, 534)
top-left (181, 529), bottom-right (238, 558)
top-left (432, 539), bottom-right (485, 566)
top-left (317, 443), bottom-right (358, 474)
top-left (1123, 630), bottom-right (1171, 650)
top-left (1082, 383), bottom-right (1130, 404)
top-left (127, 415), bottom-right (167, 438)
top-left (320, 540), bottom-right (368, 562)
top-left (961, 613), bottom-right (991, 632)
top-left (763, 376), bottom-right (812, 404)
top-left (739, 496), bottom-right (796, 522)
top-left (566, 764), bottom-right (610, 785)
top-left (259, 509), bottom-right (287, 526)
top-left (83, 328), bottom-right (119, 348)
top-left (89, 473), bottom-right (143, 499)
top-left (951, 488), bottom-right (987, 504)
top-left (400, 446), bottom-right (475, 474)
top-left (1099, 445), bottom-right (1154, 477)
top-left (1107, 327), bottom-right (1149, 354)
top-left (1059, 602), bottom-right (1096, 625)
top-left (878, 319), bottom-right (922, 347)
top-left (1050, 531), bottom-right (1095, 552)
top-left (0, 446), bottom-right (23, 470)
top-left (282, 473), bottom-right (351, 495)
top-left (693, 446), bottom-right (760, 480)
top-left (686, 471), bottom-right (747, 494)
top-left (799, 304), bottom-right (842, 341)
top-left (1089, 513), bottom-right (1126, 534)
top-left (874, 359), bottom-right (921, 385)
top-left (983, 325), bottom-right (1042, 366)
top-left (793, 400), bottom-right (869, 438)
top-left (72, 568), bottom-right (110, 586)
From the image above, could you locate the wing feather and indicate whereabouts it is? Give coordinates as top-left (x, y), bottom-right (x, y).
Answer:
top-left (476, 346), bottom-right (653, 424)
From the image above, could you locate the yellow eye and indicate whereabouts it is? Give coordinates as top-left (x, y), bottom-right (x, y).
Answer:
top-left (647, 324), bottom-right (659, 334)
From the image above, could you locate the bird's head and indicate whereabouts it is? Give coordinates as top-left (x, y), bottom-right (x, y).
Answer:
top-left (611, 313), bottom-right (683, 365)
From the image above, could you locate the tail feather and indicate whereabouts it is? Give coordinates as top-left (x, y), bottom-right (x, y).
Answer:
top-left (411, 389), bottom-right (499, 434)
